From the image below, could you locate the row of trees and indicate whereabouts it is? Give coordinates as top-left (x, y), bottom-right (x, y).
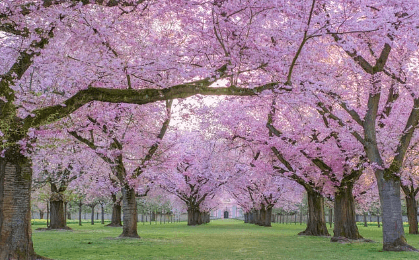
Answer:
top-left (2, 1), bottom-right (419, 258)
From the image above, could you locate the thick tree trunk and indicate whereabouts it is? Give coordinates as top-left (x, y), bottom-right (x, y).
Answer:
top-left (0, 159), bottom-right (42, 259)
top-left (332, 185), bottom-right (362, 240)
top-left (187, 207), bottom-right (204, 226)
top-left (119, 187), bottom-right (139, 238)
top-left (258, 206), bottom-right (266, 226)
top-left (106, 195), bottom-right (122, 227)
top-left (298, 189), bottom-right (330, 236)
top-left (376, 173), bottom-right (416, 251)
top-left (405, 194), bottom-right (418, 235)
top-left (264, 207), bottom-right (273, 227)
top-left (50, 199), bottom-right (67, 229)
top-left (39, 210), bottom-right (44, 219)
top-left (244, 212), bottom-right (249, 223)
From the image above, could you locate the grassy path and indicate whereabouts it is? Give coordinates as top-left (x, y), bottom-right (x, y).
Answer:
top-left (32, 219), bottom-right (419, 259)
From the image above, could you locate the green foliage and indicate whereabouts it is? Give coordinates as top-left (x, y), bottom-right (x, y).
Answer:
top-left (32, 219), bottom-right (419, 259)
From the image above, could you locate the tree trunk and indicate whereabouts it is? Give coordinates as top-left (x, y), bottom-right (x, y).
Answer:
top-left (329, 208), bottom-right (333, 228)
top-left (106, 195), bottom-right (122, 227)
top-left (78, 201), bottom-right (82, 226)
top-left (119, 187), bottom-right (139, 238)
top-left (363, 212), bottom-right (368, 227)
top-left (50, 199), bottom-right (67, 229)
top-left (0, 159), bottom-right (42, 259)
top-left (91, 205), bottom-right (95, 225)
top-left (101, 204), bottom-right (105, 224)
top-left (405, 193), bottom-right (418, 235)
top-left (67, 204), bottom-right (72, 220)
top-left (376, 172), bottom-right (416, 251)
top-left (258, 206), bottom-right (266, 226)
top-left (39, 210), bottom-right (44, 220)
top-left (264, 207), bottom-right (273, 227)
top-left (332, 185), bottom-right (362, 240)
top-left (187, 207), bottom-right (203, 226)
top-left (298, 189), bottom-right (330, 236)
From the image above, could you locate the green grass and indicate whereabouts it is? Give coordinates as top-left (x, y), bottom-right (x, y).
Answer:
top-left (32, 219), bottom-right (419, 260)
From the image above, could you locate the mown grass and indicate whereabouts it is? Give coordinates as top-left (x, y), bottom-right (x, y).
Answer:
top-left (32, 219), bottom-right (419, 260)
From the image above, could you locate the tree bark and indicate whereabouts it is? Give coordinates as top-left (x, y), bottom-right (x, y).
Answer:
top-left (106, 194), bottom-right (122, 227)
top-left (405, 193), bottom-right (418, 235)
top-left (363, 212), bottom-right (368, 227)
top-left (258, 206), bottom-right (266, 226)
top-left (376, 172), bottom-right (416, 251)
top-left (39, 210), bottom-right (44, 219)
top-left (264, 207), bottom-right (273, 227)
top-left (67, 204), bottom-right (72, 220)
top-left (90, 205), bottom-right (95, 225)
top-left (0, 159), bottom-right (43, 259)
top-left (119, 187), bottom-right (139, 238)
top-left (332, 185), bottom-right (362, 240)
top-left (187, 207), bottom-right (204, 226)
top-left (101, 204), bottom-right (105, 224)
top-left (78, 200), bottom-right (82, 226)
top-left (298, 189), bottom-right (330, 236)
top-left (49, 199), bottom-right (67, 229)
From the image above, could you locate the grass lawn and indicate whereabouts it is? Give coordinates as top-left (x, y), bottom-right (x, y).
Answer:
top-left (32, 219), bottom-right (419, 260)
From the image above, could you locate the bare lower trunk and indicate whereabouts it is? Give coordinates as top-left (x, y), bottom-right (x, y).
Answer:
top-left (106, 196), bottom-right (122, 227)
top-left (264, 207), bottom-right (272, 227)
top-left (332, 185), bottom-right (362, 240)
top-left (101, 204), bottom-right (105, 224)
top-left (50, 199), bottom-right (67, 229)
top-left (363, 213), bottom-right (368, 227)
top-left (405, 194), bottom-right (418, 235)
top-left (119, 187), bottom-right (139, 238)
top-left (90, 205), bottom-right (95, 225)
top-left (0, 159), bottom-right (42, 259)
top-left (376, 172), bottom-right (416, 251)
top-left (249, 210), bottom-right (255, 224)
top-left (39, 210), bottom-right (44, 219)
top-left (67, 204), bottom-right (71, 220)
top-left (258, 206), bottom-right (266, 226)
top-left (187, 207), bottom-right (203, 226)
top-left (299, 189), bottom-right (329, 236)
top-left (78, 201), bottom-right (82, 226)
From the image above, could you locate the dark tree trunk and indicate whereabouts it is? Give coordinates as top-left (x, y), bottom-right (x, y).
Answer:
top-left (46, 201), bottom-right (49, 227)
top-left (258, 206), bottom-right (266, 226)
top-left (298, 189), bottom-right (330, 236)
top-left (49, 183), bottom-right (69, 229)
top-left (50, 200), bottom-right (67, 229)
top-left (363, 212), bottom-right (368, 227)
top-left (39, 210), bottom-right (44, 219)
top-left (91, 205), bottom-right (95, 225)
top-left (101, 204), bottom-right (105, 224)
top-left (244, 213), bottom-right (249, 223)
top-left (405, 193), bottom-right (418, 235)
top-left (187, 207), bottom-right (203, 226)
top-left (0, 159), bottom-right (42, 259)
top-left (78, 201), bottom-right (82, 226)
top-left (329, 208), bottom-right (333, 228)
top-left (264, 207), bottom-right (273, 227)
top-left (119, 187), bottom-right (139, 238)
top-left (332, 185), bottom-right (362, 240)
top-left (106, 195), bottom-right (122, 227)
